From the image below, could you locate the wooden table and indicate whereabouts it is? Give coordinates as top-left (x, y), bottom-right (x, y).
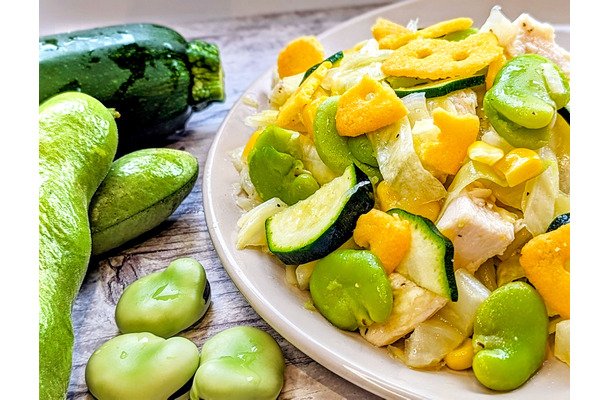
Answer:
top-left (68, 4), bottom-right (389, 399)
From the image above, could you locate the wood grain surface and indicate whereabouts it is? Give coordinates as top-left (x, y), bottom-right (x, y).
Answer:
top-left (67, 4), bottom-right (389, 399)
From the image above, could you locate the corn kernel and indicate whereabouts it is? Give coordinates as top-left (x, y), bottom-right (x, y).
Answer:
top-left (467, 141), bottom-right (505, 165)
top-left (241, 128), bottom-right (263, 162)
top-left (445, 338), bottom-right (474, 370)
top-left (417, 108), bottom-right (479, 175)
top-left (494, 148), bottom-right (543, 187)
top-left (353, 209), bottom-right (411, 274)
top-left (277, 36), bottom-right (325, 79)
top-left (335, 74), bottom-right (407, 137)
top-left (300, 94), bottom-right (328, 139)
top-left (276, 61), bottom-right (331, 132)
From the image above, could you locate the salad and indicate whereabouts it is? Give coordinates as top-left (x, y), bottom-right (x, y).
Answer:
top-left (230, 5), bottom-right (570, 392)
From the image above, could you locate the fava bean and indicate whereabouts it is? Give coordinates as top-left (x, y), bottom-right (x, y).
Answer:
top-left (248, 125), bottom-right (319, 205)
top-left (309, 249), bottom-right (393, 331)
top-left (190, 326), bottom-right (285, 400)
top-left (472, 281), bottom-right (548, 391)
top-left (115, 258), bottom-right (211, 338)
top-left (483, 54), bottom-right (569, 149)
top-left (85, 333), bottom-right (199, 400)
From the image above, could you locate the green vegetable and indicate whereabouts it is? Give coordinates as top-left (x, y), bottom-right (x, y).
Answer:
top-left (115, 258), bottom-right (211, 338)
top-left (266, 164), bottom-right (375, 265)
top-left (346, 134), bottom-right (379, 167)
top-left (442, 27), bottom-right (479, 41)
top-left (385, 76), bottom-right (430, 89)
top-left (85, 332), bottom-right (200, 400)
top-left (393, 74), bottom-right (485, 99)
top-left (388, 209), bottom-right (458, 301)
top-left (366, 116), bottom-right (447, 205)
top-left (39, 92), bottom-right (118, 399)
top-left (89, 148), bottom-right (199, 255)
top-left (309, 249), bottom-right (393, 331)
top-left (472, 281), bottom-right (548, 391)
top-left (547, 212), bottom-right (570, 232)
top-left (247, 125), bottom-right (319, 205)
top-left (39, 23), bottom-right (225, 148)
top-left (483, 54), bottom-right (570, 149)
top-left (313, 96), bottom-right (382, 180)
top-left (190, 326), bottom-right (285, 400)
top-left (300, 50), bottom-right (344, 84)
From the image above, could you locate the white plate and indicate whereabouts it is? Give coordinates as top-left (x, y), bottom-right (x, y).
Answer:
top-left (202, 1), bottom-right (570, 398)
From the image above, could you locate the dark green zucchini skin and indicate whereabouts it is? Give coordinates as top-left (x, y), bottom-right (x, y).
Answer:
top-left (269, 165), bottom-right (375, 266)
top-left (39, 23), bottom-right (225, 149)
top-left (547, 212), bottom-right (570, 232)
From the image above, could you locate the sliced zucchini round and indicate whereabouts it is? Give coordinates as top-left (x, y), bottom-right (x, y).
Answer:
top-left (394, 74), bottom-right (485, 99)
top-left (388, 209), bottom-right (458, 301)
top-left (547, 212), bottom-right (570, 232)
top-left (266, 164), bottom-right (374, 265)
top-left (300, 50), bottom-right (344, 84)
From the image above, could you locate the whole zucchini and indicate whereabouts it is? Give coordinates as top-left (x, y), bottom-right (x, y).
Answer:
top-left (39, 92), bottom-right (118, 399)
top-left (39, 23), bottom-right (225, 148)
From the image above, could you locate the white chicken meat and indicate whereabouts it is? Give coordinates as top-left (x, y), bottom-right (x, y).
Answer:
top-left (436, 188), bottom-right (516, 273)
top-left (480, 6), bottom-right (570, 79)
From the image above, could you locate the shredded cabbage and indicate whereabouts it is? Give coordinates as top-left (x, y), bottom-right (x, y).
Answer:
top-left (522, 149), bottom-right (560, 236)
top-left (322, 39), bottom-right (392, 95)
top-left (236, 197), bottom-right (288, 249)
top-left (438, 160), bottom-right (507, 220)
top-left (269, 74), bottom-right (303, 108)
top-left (299, 135), bottom-right (339, 185)
top-left (244, 109), bottom-right (279, 129)
top-left (368, 117), bottom-right (447, 206)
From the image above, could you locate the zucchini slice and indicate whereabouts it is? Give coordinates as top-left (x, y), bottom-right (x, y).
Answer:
top-left (266, 164), bottom-right (374, 265)
top-left (300, 50), bottom-right (344, 84)
top-left (547, 212), bottom-right (570, 232)
top-left (558, 103), bottom-right (570, 124)
top-left (393, 74), bottom-right (485, 99)
top-left (388, 209), bottom-right (458, 301)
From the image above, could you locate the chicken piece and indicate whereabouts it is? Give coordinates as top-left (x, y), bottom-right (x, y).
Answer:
top-left (436, 188), bottom-right (516, 272)
top-left (480, 7), bottom-right (570, 79)
top-left (506, 13), bottom-right (570, 80)
top-left (359, 273), bottom-right (447, 347)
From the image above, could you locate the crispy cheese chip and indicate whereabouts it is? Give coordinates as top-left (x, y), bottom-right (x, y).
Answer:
top-left (372, 18), bottom-right (413, 47)
top-left (376, 17), bottom-right (473, 50)
top-left (277, 36), bottom-right (325, 79)
top-left (353, 209), bottom-right (411, 274)
top-left (275, 61), bottom-right (331, 132)
top-left (520, 224), bottom-right (570, 319)
top-left (418, 107), bottom-right (480, 175)
top-left (359, 273), bottom-right (447, 347)
top-left (381, 33), bottom-right (504, 80)
top-left (335, 75), bottom-right (407, 137)
top-left (300, 91), bottom-right (328, 138)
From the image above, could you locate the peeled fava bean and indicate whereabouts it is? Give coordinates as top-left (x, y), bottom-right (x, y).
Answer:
top-left (247, 124), bottom-right (319, 205)
top-left (190, 326), bottom-right (285, 400)
top-left (85, 332), bottom-right (200, 400)
top-left (309, 249), bottom-right (393, 331)
top-left (115, 257), bottom-right (211, 338)
top-left (483, 54), bottom-right (569, 149)
top-left (472, 281), bottom-right (549, 391)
